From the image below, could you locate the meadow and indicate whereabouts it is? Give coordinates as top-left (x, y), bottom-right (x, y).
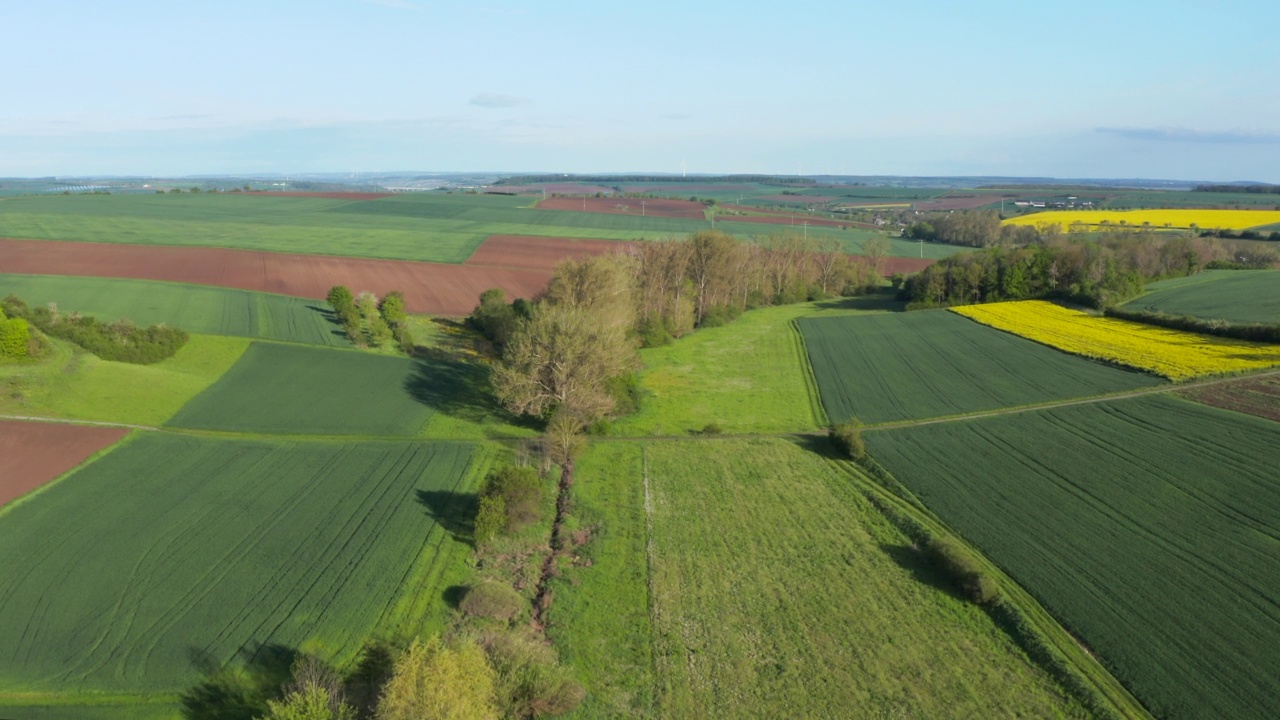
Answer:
top-left (799, 309), bottom-right (1162, 424)
top-left (1125, 270), bottom-right (1280, 325)
top-left (636, 438), bottom-right (1082, 719)
top-left (0, 273), bottom-right (351, 347)
top-left (0, 433), bottom-right (486, 700)
top-left (952, 300), bottom-right (1280, 380)
top-left (1002, 208), bottom-right (1280, 231)
top-left (0, 333), bottom-right (249, 426)
top-left (866, 395), bottom-right (1280, 720)
top-left (166, 342), bottom-right (436, 436)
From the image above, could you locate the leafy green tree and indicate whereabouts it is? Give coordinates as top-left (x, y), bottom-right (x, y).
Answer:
top-left (375, 637), bottom-right (498, 720)
top-left (379, 291), bottom-right (407, 326)
top-left (259, 686), bottom-right (354, 720)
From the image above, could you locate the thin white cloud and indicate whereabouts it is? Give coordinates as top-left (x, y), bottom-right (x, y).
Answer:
top-left (470, 93), bottom-right (532, 109)
top-left (1096, 126), bottom-right (1280, 145)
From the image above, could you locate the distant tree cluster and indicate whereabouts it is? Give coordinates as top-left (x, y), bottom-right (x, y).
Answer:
top-left (326, 286), bottom-right (414, 352)
top-left (905, 209), bottom-right (1060, 248)
top-left (902, 232), bottom-right (1249, 309)
top-left (2, 294), bottom-right (187, 364)
top-left (1194, 184), bottom-right (1280, 195)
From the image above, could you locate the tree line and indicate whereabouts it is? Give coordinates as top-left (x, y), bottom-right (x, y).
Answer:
top-left (1194, 184), bottom-right (1280, 195)
top-left (900, 232), bottom-right (1265, 309)
top-left (470, 230), bottom-right (890, 433)
top-left (2, 294), bottom-right (187, 364)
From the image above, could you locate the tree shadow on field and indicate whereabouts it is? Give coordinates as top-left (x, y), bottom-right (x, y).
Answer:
top-left (403, 349), bottom-right (541, 435)
top-left (442, 584), bottom-right (469, 609)
top-left (878, 543), bottom-right (966, 601)
top-left (305, 304), bottom-right (350, 344)
top-left (791, 433), bottom-right (844, 460)
top-left (812, 288), bottom-right (906, 313)
top-left (416, 488), bottom-right (479, 546)
top-left (179, 643), bottom-right (298, 720)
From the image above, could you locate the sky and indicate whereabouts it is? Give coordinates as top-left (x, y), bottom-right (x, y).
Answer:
top-left (2, 0), bottom-right (1278, 181)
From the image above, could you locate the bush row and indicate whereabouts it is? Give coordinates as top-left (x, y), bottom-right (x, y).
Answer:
top-left (2, 294), bottom-right (187, 364)
top-left (1105, 306), bottom-right (1280, 344)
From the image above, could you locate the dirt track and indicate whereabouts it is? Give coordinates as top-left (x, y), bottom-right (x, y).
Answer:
top-left (0, 238), bottom-right (552, 316)
top-left (0, 420), bottom-right (127, 508)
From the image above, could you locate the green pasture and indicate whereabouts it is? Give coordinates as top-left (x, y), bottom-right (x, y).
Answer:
top-left (799, 310), bottom-right (1162, 425)
top-left (1103, 190), bottom-right (1280, 210)
top-left (0, 334), bottom-right (249, 426)
top-left (0, 433), bottom-right (485, 701)
top-left (625, 438), bottom-right (1080, 719)
top-left (612, 303), bottom-right (840, 436)
top-left (1125, 269), bottom-right (1280, 325)
top-left (867, 395), bottom-right (1280, 720)
top-left (0, 274), bottom-right (350, 347)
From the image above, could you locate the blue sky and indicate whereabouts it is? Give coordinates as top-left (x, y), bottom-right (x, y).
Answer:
top-left (2, 0), bottom-right (1278, 180)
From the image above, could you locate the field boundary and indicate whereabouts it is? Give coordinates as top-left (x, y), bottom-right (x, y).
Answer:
top-left (788, 319), bottom-right (830, 428)
top-left (0, 429), bottom-right (137, 522)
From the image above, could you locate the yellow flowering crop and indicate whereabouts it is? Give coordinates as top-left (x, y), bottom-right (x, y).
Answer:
top-left (951, 300), bottom-right (1280, 381)
top-left (1002, 209), bottom-right (1280, 232)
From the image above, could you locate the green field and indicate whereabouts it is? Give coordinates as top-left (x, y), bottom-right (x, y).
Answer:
top-left (0, 192), bottom-right (946, 262)
top-left (554, 438), bottom-right (1080, 718)
top-left (1125, 269), bottom-right (1280, 325)
top-left (0, 433), bottom-right (485, 701)
top-left (867, 395), bottom-right (1280, 720)
top-left (612, 303), bottom-right (842, 436)
top-left (0, 334), bottom-right (249, 426)
top-left (799, 310), bottom-right (1162, 424)
top-left (0, 274), bottom-right (350, 347)
top-left (166, 342), bottom-right (437, 436)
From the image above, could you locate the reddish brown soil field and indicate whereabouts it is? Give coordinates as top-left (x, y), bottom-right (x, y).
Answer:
top-left (877, 256), bottom-right (934, 275)
top-left (0, 238), bottom-right (550, 316)
top-left (1180, 376), bottom-right (1280, 423)
top-left (537, 196), bottom-right (708, 220)
top-left (254, 191), bottom-right (396, 200)
top-left (465, 235), bottom-right (635, 271)
top-left (0, 420), bottom-right (127, 508)
top-left (719, 206), bottom-right (851, 229)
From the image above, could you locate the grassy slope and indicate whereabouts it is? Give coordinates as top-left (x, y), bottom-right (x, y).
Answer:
top-left (562, 438), bottom-right (1080, 719)
top-left (799, 309), bottom-right (1163, 425)
top-left (0, 433), bottom-right (488, 701)
top-left (611, 302), bottom-right (861, 437)
top-left (0, 192), bottom-right (949, 261)
top-left (1124, 269), bottom-right (1280, 325)
top-left (867, 395), bottom-right (1280, 720)
top-left (0, 334), bottom-right (249, 426)
top-left (1, 273), bottom-right (351, 347)
top-left (166, 342), bottom-right (437, 436)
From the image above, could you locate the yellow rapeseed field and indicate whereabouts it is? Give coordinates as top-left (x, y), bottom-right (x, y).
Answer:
top-left (951, 300), bottom-right (1280, 381)
top-left (1002, 209), bottom-right (1280, 232)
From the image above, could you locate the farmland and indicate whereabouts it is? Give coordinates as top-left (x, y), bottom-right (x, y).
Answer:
top-left (0, 237), bottom-right (553, 316)
top-left (0, 420), bottom-right (126, 509)
top-left (166, 342), bottom-right (437, 436)
top-left (1180, 374), bottom-right (1280, 422)
top-left (1003, 208), bottom-right (1280, 231)
top-left (953, 300), bottom-right (1280, 380)
top-left (627, 438), bottom-right (1081, 719)
top-left (464, 234), bottom-right (634, 271)
top-left (0, 433), bottom-right (485, 702)
top-left (0, 333), bottom-right (249, 426)
top-left (866, 395), bottom-right (1280, 720)
top-left (0, 273), bottom-right (351, 347)
top-left (799, 309), bottom-right (1161, 424)
top-left (1125, 269), bottom-right (1280, 325)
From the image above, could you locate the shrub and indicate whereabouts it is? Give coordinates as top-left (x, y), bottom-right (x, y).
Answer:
top-left (10, 297), bottom-right (187, 364)
top-left (474, 495), bottom-right (506, 545)
top-left (480, 630), bottom-right (585, 718)
top-left (700, 422), bottom-right (724, 435)
top-left (0, 317), bottom-right (29, 359)
top-left (375, 637), bottom-right (497, 720)
top-left (468, 288), bottom-right (519, 347)
top-left (481, 465), bottom-right (543, 532)
top-left (460, 581), bottom-right (525, 622)
top-left (829, 420), bottom-right (866, 461)
top-left (378, 291), bottom-right (407, 326)
top-left (924, 536), bottom-right (1001, 605)
top-left (326, 286), bottom-right (355, 316)
top-left (636, 316), bottom-right (673, 347)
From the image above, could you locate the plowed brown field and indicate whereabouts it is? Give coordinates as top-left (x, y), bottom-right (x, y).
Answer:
top-left (537, 196), bottom-right (708, 220)
top-left (877, 256), bottom-right (934, 275)
top-left (0, 420), bottom-right (127, 508)
top-left (465, 235), bottom-right (634, 271)
top-left (0, 238), bottom-right (550, 316)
